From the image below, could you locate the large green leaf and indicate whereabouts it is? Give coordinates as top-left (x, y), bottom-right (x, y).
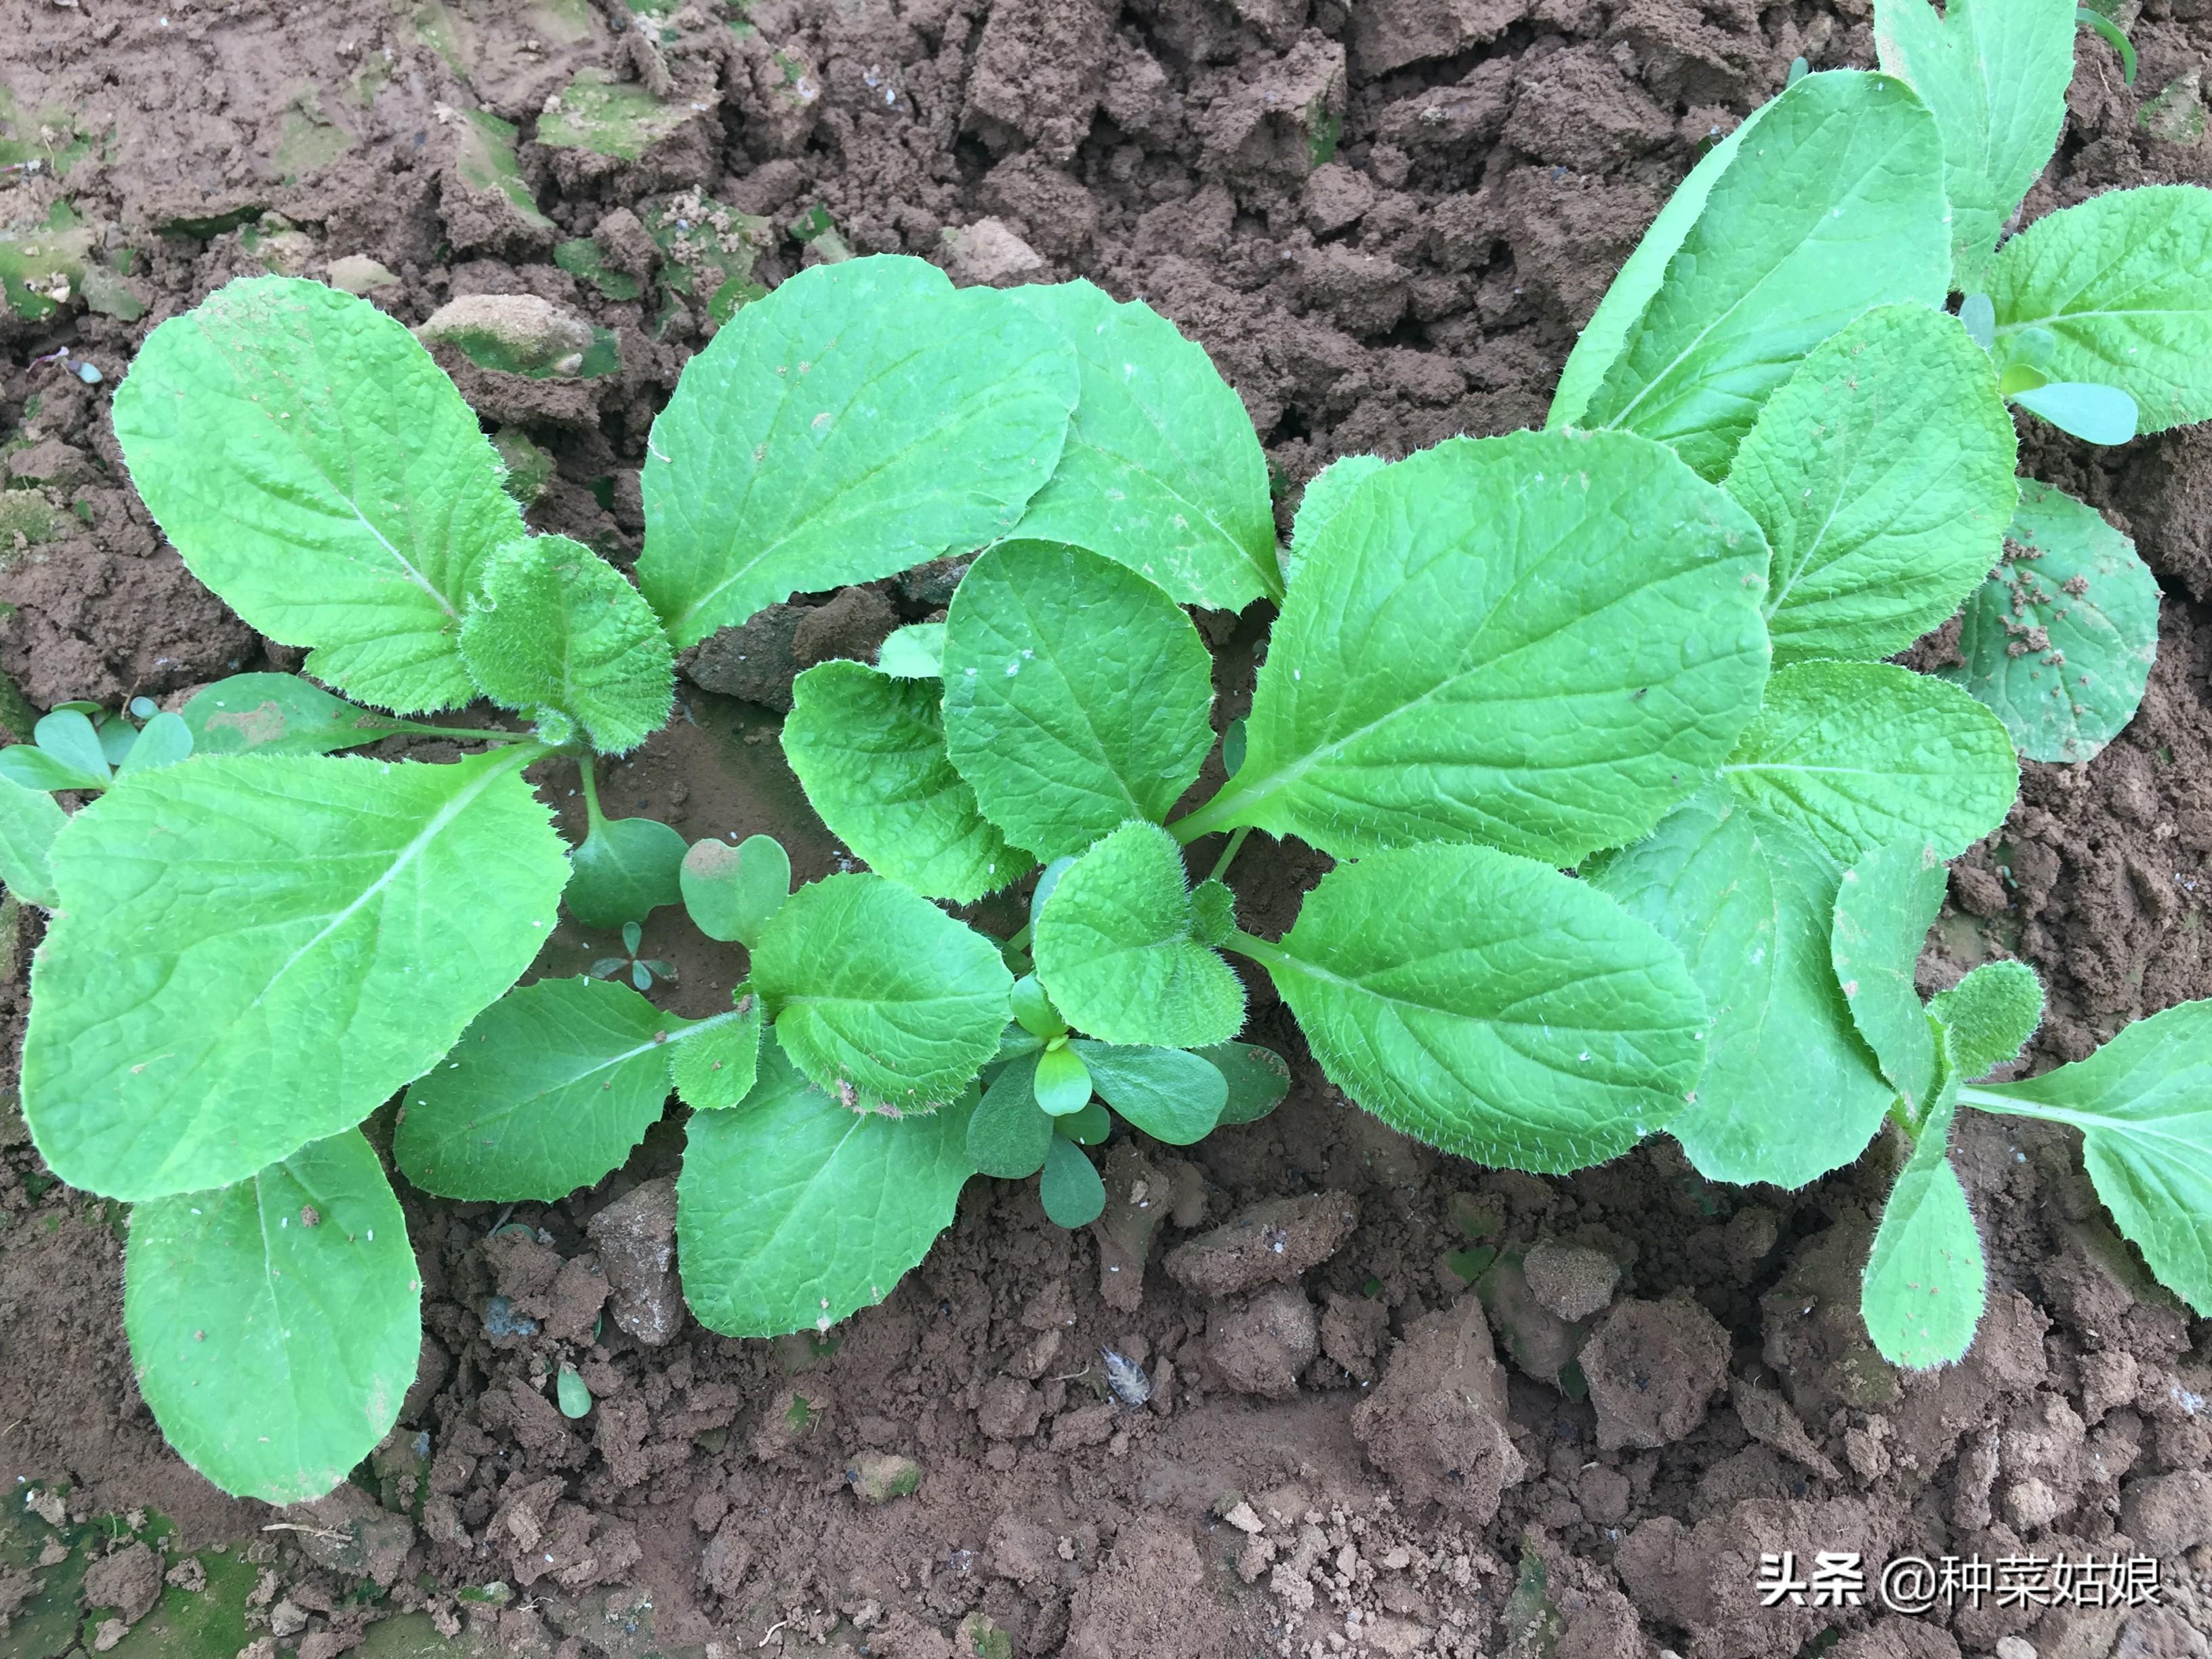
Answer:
top-left (942, 540), bottom-right (1215, 861)
top-left (125, 1128), bottom-right (421, 1502)
top-left (1729, 304), bottom-right (2019, 665)
top-left (110, 276), bottom-right (525, 714)
top-left (1873, 0), bottom-right (2077, 289)
top-left (1239, 844), bottom-right (1706, 1172)
top-left (395, 977), bottom-right (690, 1200)
top-left (458, 535), bottom-right (674, 754)
top-left (676, 1040), bottom-right (976, 1336)
top-left (1721, 661), bottom-right (2019, 863)
top-left (750, 873), bottom-right (1012, 1110)
top-left (1572, 72), bottom-right (1950, 479)
top-left (1179, 432), bottom-right (1770, 864)
top-left (1965, 998), bottom-right (2212, 1314)
top-left (636, 255), bottom-right (1077, 646)
top-left (1989, 186), bottom-right (2212, 434)
top-left (1937, 482), bottom-right (2159, 764)
top-left (1033, 820), bottom-right (1244, 1049)
top-left (180, 674), bottom-right (432, 757)
top-left (1007, 280), bottom-right (1279, 611)
top-left (1832, 839), bottom-right (1950, 1117)
top-left (22, 747), bottom-right (569, 1200)
top-left (1862, 1074), bottom-right (1986, 1369)
top-left (1589, 796), bottom-right (1892, 1187)
top-left (783, 662), bottom-right (1032, 903)
top-left (0, 771), bottom-right (66, 907)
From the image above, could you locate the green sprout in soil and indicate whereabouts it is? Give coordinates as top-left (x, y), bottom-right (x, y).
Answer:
top-left (1, 0), bottom-right (2209, 1508)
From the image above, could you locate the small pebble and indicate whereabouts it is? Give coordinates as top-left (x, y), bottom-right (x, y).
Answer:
top-left (1100, 1346), bottom-right (1151, 1406)
top-left (75, 361), bottom-right (102, 384)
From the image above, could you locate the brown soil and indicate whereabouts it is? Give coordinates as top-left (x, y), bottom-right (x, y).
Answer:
top-left (5, 1), bottom-right (2212, 1657)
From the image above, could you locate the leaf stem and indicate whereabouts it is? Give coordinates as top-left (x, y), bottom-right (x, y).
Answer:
top-left (1206, 826), bottom-right (1253, 883)
top-left (1168, 787), bottom-right (1243, 845)
top-left (1223, 928), bottom-right (1288, 969)
top-left (577, 752), bottom-right (605, 833)
top-left (1002, 922), bottom-right (1033, 954)
top-left (384, 720), bottom-right (534, 745)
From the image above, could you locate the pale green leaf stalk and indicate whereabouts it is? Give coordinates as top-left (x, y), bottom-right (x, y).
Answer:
top-left (125, 1128), bottom-right (422, 1501)
top-left (1832, 839), bottom-right (1950, 1115)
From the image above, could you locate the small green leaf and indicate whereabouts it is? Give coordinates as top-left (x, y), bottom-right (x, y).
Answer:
top-left (783, 662), bottom-right (1033, 903)
top-left (968, 1054), bottom-right (1052, 1178)
top-left (1721, 661), bottom-right (2020, 863)
top-left (1931, 959), bottom-right (2043, 1080)
top-left (1033, 1044), bottom-right (1093, 1116)
top-left (567, 814), bottom-right (687, 930)
top-left (1008, 279), bottom-right (1279, 611)
top-left (1033, 820), bottom-right (1245, 1050)
top-left (30, 709), bottom-right (110, 787)
top-left (1989, 186), bottom-right (2212, 434)
top-left (125, 1128), bottom-right (421, 1502)
top-left (670, 993), bottom-right (764, 1110)
top-left (750, 873), bottom-right (1012, 1110)
top-left (1009, 976), bottom-right (1066, 1040)
top-left (1197, 1041), bottom-right (1292, 1126)
top-left (638, 255), bottom-right (1077, 646)
top-left (1964, 998), bottom-right (2212, 1313)
top-left (1589, 795), bottom-right (1893, 1187)
top-left (1056, 1099), bottom-right (1111, 1145)
top-left (942, 540), bottom-right (1215, 861)
top-left (98, 715), bottom-right (140, 770)
top-left (113, 712), bottom-right (193, 777)
top-left (1040, 1135), bottom-right (1105, 1227)
top-left (394, 977), bottom-right (682, 1199)
top-left (0, 737), bottom-right (107, 793)
top-left (1960, 291), bottom-right (1996, 350)
top-left (878, 623), bottom-right (946, 678)
top-left (23, 747), bottom-right (569, 1200)
top-left (1832, 839), bottom-right (1949, 1115)
top-left (181, 674), bottom-right (416, 757)
top-left (1862, 1077), bottom-right (1986, 1368)
top-left (2010, 382), bottom-right (2139, 445)
top-left (1070, 1042), bottom-right (1227, 1145)
top-left (676, 1039), bottom-right (977, 1336)
top-left (1242, 844), bottom-right (1706, 1172)
top-left (0, 772), bottom-right (66, 906)
top-left (1938, 483), bottom-right (2160, 764)
top-left (110, 276), bottom-right (525, 713)
top-left (1189, 878), bottom-right (1235, 947)
top-left (1190, 431), bottom-right (1770, 863)
top-left (1728, 304), bottom-right (2020, 666)
top-left (458, 536), bottom-right (674, 753)
top-left (680, 834), bottom-right (790, 946)
top-left (556, 1366), bottom-right (592, 1418)
top-left (1290, 454), bottom-right (1385, 566)
top-left (1570, 72), bottom-right (1950, 478)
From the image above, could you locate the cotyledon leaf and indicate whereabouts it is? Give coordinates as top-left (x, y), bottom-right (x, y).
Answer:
top-left (1832, 838), bottom-right (1950, 1117)
top-left (1589, 795), bottom-right (1893, 1188)
top-left (676, 1038), bottom-right (977, 1336)
top-left (110, 275), bottom-right (525, 714)
top-left (1937, 481), bottom-right (2159, 764)
top-left (180, 673), bottom-right (444, 757)
top-left (125, 1128), bottom-right (421, 1502)
top-left (749, 872), bottom-right (1012, 1110)
top-left (1175, 430), bottom-right (1771, 865)
top-left (1235, 844), bottom-right (1707, 1174)
top-left (1728, 304), bottom-right (2019, 667)
top-left (566, 813), bottom-right (688, 930)
top-left (1721, 661), bottom-right (2020, 863)
top-left (783, 661), bottom-right (1033, 904)
top-left (22, 747), bottom-right (569, 1201)
top-left (1572, 71), bottom-right (1950, 480)
top-left (638, 255), bottom-right (1078, 647)
top-left (1862, 1071), bottom-right (1986, 1369)
top-left (0, 771), bottom-right (66, 907)
top-left (1007, 279), bottom-right (1280, 611)
top-left (942, 539), bottom-right (1216, 861)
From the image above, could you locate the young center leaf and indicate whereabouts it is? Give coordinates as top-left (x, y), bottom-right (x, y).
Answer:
top-left (941, 540), bottom-right (1215, 860)
top-left (1872, 0), bottom-right (2077, 288)
top-left (1033, 820), bottom-right (1245, 1050)
top-left (1831, 838), bottom-right (1950, 1116)
top-left (1069, 1041), bottom-right (1229, 1144)
top-left (1176, 431), bottom-right (1770, 864)
top-left (637, 255), bottom-right (1078, 647)
top-left (0, 772), bottom-right (66, 907)
top-left (1727, 304), bottom-right (2020, 666)
top-left (180, 674), bottom-right (444, 757)
top-left (1931, 958), bottom-right (2044, 1080)
top-left (458, 535), bottom-right (674, 753)
top-left (1936, 482), bottom-right (2159, 764)
top-left (1963, 998), bottom-right (2212, 1313)
top-left (1720, 661), bottom-right (2020, 863)
top-left (1862, 1079), bottom-right (1987, 1368)
top-left (110, 276), bottom-right (525, 714)
top-left (968, 1052), bottom-right (1054, 1179)
top-left (1988, 186), bottom-right (2212, 434)
top-left (680, 833), bottom-right (789, 945)
top-left (1589, 795), bottom-right (1893, 1188)
top-left (670, 992), bottom-right (764, 1110)
top-left (568, 813), bottom-right (688, 930)
top-left (1007, 280), bottom-right (1281, 611)
top-left (22, 747), bottom-right (569, 1200)
top-left (676, 1040), bottom-right (977, 1336)
top-left (395, 977), bottom-right (689, 1200)
top-left (783, 661), bottom-right (1033, 903)
top-left (125, 1128), bottom-right (421, 1502)
top-left (1235, 844), bottom-right (1708, 1172)
top-left (749, 873), bottom-right (1012, 1110)
top-left (1568, 72), bottom-right (1949, 479)
top-left (1290, 454), bottom-right (1386, 565)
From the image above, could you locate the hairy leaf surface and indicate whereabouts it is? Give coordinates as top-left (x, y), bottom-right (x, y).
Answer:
top-left (1931, 959), bottom-right (2043, 1079)
top-left (968, 1054), bottom-right (1052, 1179)
top-left (1290, 454), bottom-right (1385, 565)
top-left (1832, 839), bottom-right (1949, 1115)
